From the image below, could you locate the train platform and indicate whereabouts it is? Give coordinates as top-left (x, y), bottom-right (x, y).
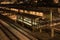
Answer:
top-left (0, 14), bottom-right (60, 40)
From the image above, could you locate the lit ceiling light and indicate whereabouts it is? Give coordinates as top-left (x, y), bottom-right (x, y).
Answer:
top-left (25, 10), bottom-right (28, 13)
top-left (20, 10), bottom-right (24, 13)
top-left (32, 11), bottom-right (36, 15)
top-left (39, 12), bottom-right (43, 16)
top-left (1, 1), bottom-right (14, 4)
top-left (36, 12), bottom-right (44, 17)
top-left (30, 11), bottom-right (33, 14)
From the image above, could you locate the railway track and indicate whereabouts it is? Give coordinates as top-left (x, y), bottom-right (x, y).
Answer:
top-left (0, 14), bottom-right (38, 40)
top-left (0, 23), bottom-right (19, 40)
top-left (0, 24), bottom-right (10, 40)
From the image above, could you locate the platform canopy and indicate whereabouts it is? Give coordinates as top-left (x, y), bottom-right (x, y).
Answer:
top-left (0, 0), bottom-right (60, 7)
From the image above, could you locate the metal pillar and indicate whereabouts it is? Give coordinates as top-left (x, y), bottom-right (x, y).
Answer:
top-left (50, 8), bottom-right (54, 38)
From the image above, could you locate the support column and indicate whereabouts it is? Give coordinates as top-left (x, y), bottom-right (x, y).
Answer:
top-left (50, 8), bottom-right (54, 38)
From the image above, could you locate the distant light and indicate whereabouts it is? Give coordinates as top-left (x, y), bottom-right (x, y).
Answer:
top-left (54, 0), bottom-right (59, 3)
top-left (34, 0), bottom-right (38, 3)
top-left (19, 1), bottom-right (23, 4)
